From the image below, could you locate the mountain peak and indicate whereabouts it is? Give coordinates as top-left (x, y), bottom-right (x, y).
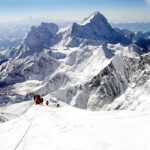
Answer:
top-left (81, 11), bottom-right (108, 25)
top-left (23, 22), bottom-right (59, 51)
top-left (68, 11), bottom-right (123, 45)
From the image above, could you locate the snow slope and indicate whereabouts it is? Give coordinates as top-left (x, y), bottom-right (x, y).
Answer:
top-left (0, 101), bottom-right (34, 123)
top-left (0, 102), bottom-right (150, 150)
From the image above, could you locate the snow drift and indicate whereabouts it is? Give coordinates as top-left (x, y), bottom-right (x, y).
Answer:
top-left (0, 102), bottom-right (150, 150)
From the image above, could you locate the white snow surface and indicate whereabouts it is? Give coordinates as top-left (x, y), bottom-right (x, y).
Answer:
top-left (0, 102), bottom-right (150, 150)
top-left (80, 12), bottom-right (105, 25)
top-left (0, 101), bottom-right (34, 122)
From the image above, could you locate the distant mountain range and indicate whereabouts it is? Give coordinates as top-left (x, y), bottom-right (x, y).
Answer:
top-left (112, 22), bottom-right (150, 32)
top-left (0, 19), bottom-right (150, 51)
top-left (0, 19), bottom-right (72, 50)
top-left (0, 19), bottom-right (149, 41)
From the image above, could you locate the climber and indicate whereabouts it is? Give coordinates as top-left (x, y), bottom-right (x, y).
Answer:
top-left (57, 103), bottom-right (60, 108)
top-left (40, 98), bottom-right (44, 104)
top-left (50, 98), bottom-right (60, 107)
top-left (34, 95), bottom-right (43, 105)
top-left (46, 100), bottom-right (49, 106)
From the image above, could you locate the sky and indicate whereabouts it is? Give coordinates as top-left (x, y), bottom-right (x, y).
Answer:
top-left (0, 0), bottom-right (150, 23)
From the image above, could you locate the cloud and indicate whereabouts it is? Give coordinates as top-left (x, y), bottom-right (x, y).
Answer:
top-left (145, 0), bottom-right (150, 5)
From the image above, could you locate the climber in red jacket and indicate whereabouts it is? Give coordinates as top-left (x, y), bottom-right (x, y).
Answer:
top-left (34, 95), bottom-right (42, 104)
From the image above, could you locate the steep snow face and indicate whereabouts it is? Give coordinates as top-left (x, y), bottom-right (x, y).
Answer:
top-left (76, 12), bottom-right (116, 40)
top-left (61, 12), bottom-right (129, 47)
top-left (34, 44), bottom-right (150, 111)
top-left (108, 53), bottom-right (150, 111)
top-left (13, 23), bottom-right (60, 59)
top-left (0, 104), bottom-right (150, 149)
top-left (53, 55), bottom-right (128, 110)
top-left (31, 45), bottom-right (129, 110)
top-left (107, 79), bottom-right (150, 111)
top-left (0, 51), bottom-right (60, 84)
top-left (24, 23), bottom-right (59, 50)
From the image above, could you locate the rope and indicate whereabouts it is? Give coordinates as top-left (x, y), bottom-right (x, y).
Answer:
top-left (13, 106), bottom-right (36, 150)
top-left (0, 115), bottom-right (9, 122)
top-left (0, 112), bottom-right (20, 117)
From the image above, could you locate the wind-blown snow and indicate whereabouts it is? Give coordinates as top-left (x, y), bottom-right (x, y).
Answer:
top-left (0, 103), bottom-right (150, 150)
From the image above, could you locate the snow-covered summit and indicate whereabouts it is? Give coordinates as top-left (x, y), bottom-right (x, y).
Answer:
top-left (61, 12), bottom-right (129, 47)
top-left (24, 23), bottom-right (59, 51)
top-left (12, 23), bottom-right (60, 59)
top-left (81, 12), bottom-right (107, 25)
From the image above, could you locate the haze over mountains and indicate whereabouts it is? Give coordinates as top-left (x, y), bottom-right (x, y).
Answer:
top-left (0, 17), bottom-right (150, 51)
top-left (112, 22), bottom-right (150, 32)
top-left (0, 12), bottom-right (149, 111)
